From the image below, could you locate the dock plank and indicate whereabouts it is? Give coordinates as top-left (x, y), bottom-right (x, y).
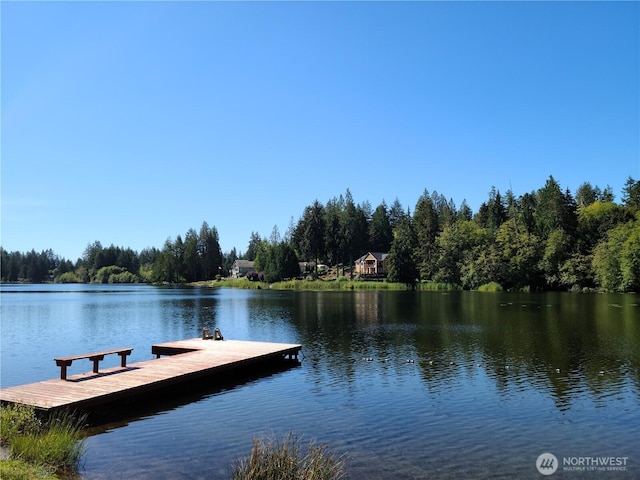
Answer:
top-left (0, 339), bottom-right (301, 411)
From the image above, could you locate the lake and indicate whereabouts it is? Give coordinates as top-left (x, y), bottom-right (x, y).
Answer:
top-left (1, 284), bottom-right (639, 479)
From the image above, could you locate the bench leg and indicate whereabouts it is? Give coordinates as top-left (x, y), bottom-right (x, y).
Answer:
top-left (89, 355), bottom-right (105, 374)
top-left (56, 360), bottom-right (72, 380)
top-left (118, 352), bottom-right (130, 368)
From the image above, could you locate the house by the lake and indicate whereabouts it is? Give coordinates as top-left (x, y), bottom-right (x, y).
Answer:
top-left (354, 252), bottom-right (390, 277)
top-left (231, 260), bottom-right (255, 278)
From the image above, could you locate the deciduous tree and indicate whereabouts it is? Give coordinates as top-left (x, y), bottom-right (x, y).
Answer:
top-left (435, 220), bottom-right (488, 287)
top-left (592, 214), bottom-right (640, 291)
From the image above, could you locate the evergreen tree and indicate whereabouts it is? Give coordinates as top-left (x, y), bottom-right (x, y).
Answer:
top-left (269, 225), bottom-right (281, 245)
top-left (388, 198), bottom-right (405, 230)
top-left (222, 248), bottom-right (238, 276)
top-left (575, 182), bottom-right (602, 208)
top-left (458, 200), bottom-right (473, 221)
top-left (562, 188), bottom-right (578, 238)
top-left (486, 187), bottom-right (507, 231)
top-left (22, 249), bottom-right (50, 283)
top-left (199, 222), bottom-right (222, 280)
top-left (622, 176), bottom-right (640, 209)
top-left (153, 239), bottom-right (176, 283)
top-left (535, 176), bottom-right (572, 239)
top-left (294, 200), bottom-right (326, 276)
top-left (475, 203), bottom-right (489, 229)
top-left (601, 185), bottom-right (615, 203)
top-left (369, 201), bottom-right (393, 252)
top-left (0, 248), bottom-right (7, 280)
top-left (116, 248), bottom-right (139, 274)
top-left (339, 190), bottom-right (369, 272)
top-left (324, 196), bottom-right (344, 267)
top-left (139, 247), bottom-right (160, 266)
top-left (183, 229), bottom-right (200, 282)
top-left (245, 232), bottom-right (262, 261)
top-left (505, 189), bottom-right (519, 234)
top-left (519, 192), bottom-right (537, 233)
top-left (413, 190), bottom-right (439, 280)
top-left (387, 216), bottom-right (418, 285)
top-left (444, 198), bottom-right (457, 226)
top-left (431, 191), bottom-right (455, 229)
top-left (254, 240), bottom-right (300, 283)
top-left (82, 241), bottom-right (103, 271)
top-left (1, 250), bottom-right (21, 281)
top-left (173, 235), bottom-right (185, 282)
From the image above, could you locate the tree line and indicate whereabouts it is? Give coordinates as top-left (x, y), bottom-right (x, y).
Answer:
top-left (264, 175), bottom-right (639, 291)
top-left (0, 221), bottom-right (230, 285)
top-left (1, 176), bottom-right (639, 292)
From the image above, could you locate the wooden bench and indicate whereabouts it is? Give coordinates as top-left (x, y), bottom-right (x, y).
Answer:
top-left (54, 348), bottom-right (133, 380)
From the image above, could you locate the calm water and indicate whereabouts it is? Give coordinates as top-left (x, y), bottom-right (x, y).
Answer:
top-left (1, 284), bottom-right (639, 479)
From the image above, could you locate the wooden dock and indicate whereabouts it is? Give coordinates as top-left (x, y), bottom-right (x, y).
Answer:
top-left (0, 339), bottom-right (301, 412)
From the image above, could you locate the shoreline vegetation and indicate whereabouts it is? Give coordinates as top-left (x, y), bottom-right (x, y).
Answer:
top-left (0, 404), bottom-right (85, 480)
top-left (0, 276), bottom-right (610, 293)
top-left (192, 277), bottom-right (460, 291)
top-left (197, 277), bottom-right (599, 293)
top-left (232, 432), bottom-right (347, 480)
top-left (0, 404), bottom-right (346, 480)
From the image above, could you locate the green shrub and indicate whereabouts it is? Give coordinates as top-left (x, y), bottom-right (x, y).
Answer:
top-left (478, 281), bottom-right (503, 292)
top-left (209, 278), bottom-right (266, 289)
top-left (92, 266), bottom-right (139, 284)
top-left (54, 272), bottom-right (82, 284)
top-left (232, 432), bottom-right (347, 480)
top-left (419, 281), bottom-right (459, 291)
top-left (108, 271), bottom-right (138, 283)
top-left (0, 404), bottom-right (43, 443)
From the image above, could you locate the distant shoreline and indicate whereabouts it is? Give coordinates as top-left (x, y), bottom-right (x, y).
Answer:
top-left (0, 279), bottom-right (613, 293)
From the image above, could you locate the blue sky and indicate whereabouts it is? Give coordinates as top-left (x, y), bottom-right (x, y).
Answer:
top-left (2, 1), bottom-right (638, 261)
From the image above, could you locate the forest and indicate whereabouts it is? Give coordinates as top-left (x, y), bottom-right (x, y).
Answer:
top-left (1, 176), bottom-right (639, 292)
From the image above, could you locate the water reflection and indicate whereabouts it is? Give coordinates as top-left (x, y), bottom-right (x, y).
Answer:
top-left (3, 286), bottom-right (637, 412)
top-left (282, 290), bottom-right (640, 413)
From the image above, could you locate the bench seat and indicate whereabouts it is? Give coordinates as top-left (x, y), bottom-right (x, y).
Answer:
top-left (54, 348), bottom-right (133, 380)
